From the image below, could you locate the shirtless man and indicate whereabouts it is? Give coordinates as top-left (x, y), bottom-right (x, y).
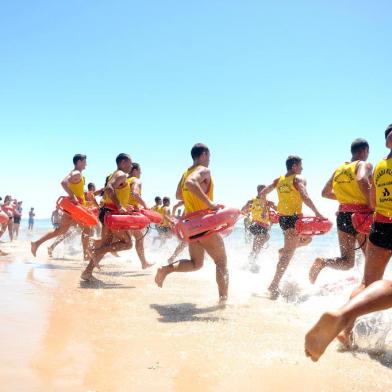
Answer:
top-left (241, 185), bottom-right (276, 267)
top-left (81, 153), bottom-right (133, 281)
top-left (155, 143), bottom-right (229, 304)
top-left (261, 155), bottom-right (325, 299)
top-left (309, 139), bottom-right (372, 284)
top-left (305, 125), bottom-right (392, 360)
top-left (127, 162), bottom-right (154, 269)
top-left (31, 154), bottom-right (92, 258)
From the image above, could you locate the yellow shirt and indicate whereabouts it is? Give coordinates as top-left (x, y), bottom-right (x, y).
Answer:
top-left (276, 175), bottom-right (302, 216)
top-left (68, 176), bottom-right (86, 205)
top-left (332, 161), bottom-right (367, 205)
top-left (103, 173), bottom-right (130, 209)
top-left (250, 198), bottom-right (270, 225)
top-left (160, 206), bottom-right (171, 227)
top-left (374, 158), bottom-right (392, 217)
top-left (128, 177), bottom-right (141, 208)
top-left (180, 166), bottom-right (214, 213)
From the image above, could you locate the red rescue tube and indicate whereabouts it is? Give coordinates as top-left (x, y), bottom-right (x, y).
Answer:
top-left (352, 212), bottom-right (374, 235)
top-left (0, 211), bottom-right (9, 224)
top-left (57, 197), bottom-right (99, 227)
top-left (104, 212), bottom-right (150, 231)
top-left (140, 209), bottom-right (163, 224)
top-left (295, 217), bottom-right (333, 236)
top-left (175, 205), bottom-right (241, 243)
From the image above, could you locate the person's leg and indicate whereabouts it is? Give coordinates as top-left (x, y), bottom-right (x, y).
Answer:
top-left (7, 220), bottom-right (13, 241)
top-left (81, 226), bottom-right (93, 261)
top-left (168, 241), bottom-right (187, 264)
top-left (201, 234), bottom-right (228, 302)
top-left (155, 241), bottom-right (205, 287)
top-left (132, 230), bottom-right (154, 269)
top-left (309, 230), bottom-right (356, 284)
top-left (47, 229), bottom-right (71, 257)
top-left (31, 214), bottom-right (74, 257)
top-left (268, 228), bottom-right (299, 299)
top-left (305, 279), bottom-right (392, 362)
top-left (13, 223), bottom-right (20, 239)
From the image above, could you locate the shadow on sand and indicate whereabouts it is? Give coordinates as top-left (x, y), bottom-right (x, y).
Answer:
top-left (79, 279), bottom-right (136, 290)
top-left (150, 302), bottom-right (226, 323)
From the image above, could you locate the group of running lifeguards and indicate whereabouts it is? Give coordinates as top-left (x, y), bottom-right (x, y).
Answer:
top-left (25, 124), bottom-right (392, 360)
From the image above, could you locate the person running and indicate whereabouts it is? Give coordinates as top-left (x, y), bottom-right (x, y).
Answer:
top-left (155, 143), bottom-right (229, 304)
top-left (31, 154), bottom-right (92, 258)
top-left (305, 279), bottom-right (392, 362)
top-left (28, 207), bottom-right (35, 231)
top-left (12, 201), bottom-right (23, 239)
top-left (127, 162), bottom-right (154, 269)
top-left (81, 153), bottom-right (134, 281)
top-left (309, 139), bottom-right (372, 283)
top-left (261, 155), bottom-right (325, 299)
top-left (241, 185), bottom-right (276, 269)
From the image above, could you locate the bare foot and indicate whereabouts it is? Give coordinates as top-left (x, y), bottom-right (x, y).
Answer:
top-left (155, 267), bottom-right (168, 288)
top-left (31, 242), bottom-right (38, 257)
top-left (81, 271), bottom-right (99, 282)
top-left (111, 251), bottom-right (120, 257)
top-left (268, 288), bottom-right (280, 300)
top-left (309, 258), bottom-right (324, 284)
top-left (305, 311), bottom-right (345, 362)
top-left (47, 247), bottom-right (53, 258)
top-left (337, 330), bottom-right (353, 348)
top-left (0, 250), bottom-right (9, 256)
top-left (218, 296), bottom-right (227, 308)
top-left (142, 261), bottom-right (155, 269)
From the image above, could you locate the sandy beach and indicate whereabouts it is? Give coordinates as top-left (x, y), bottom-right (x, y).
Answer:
top-left (1, 237), bottom-right (392, 392)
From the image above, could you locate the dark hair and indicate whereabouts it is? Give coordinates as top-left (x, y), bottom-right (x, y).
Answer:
top-left (154, 196), bottom-right (162, 203)
top-left (385, 124), bottom-right (392, 139)
top-left (191, 143), bottom-right (209, 160)
top-left (163, 196), bottom-right (170, 203)
top-left (87, 182), bottom-right (95, 191)
top-left (116, 153), bottom-right (131, 166)
top-left (351, 138), bottom-right (369, 155)
top-left (73, 154), bottom-right (87, 165)
top-left (131, 162), bottom-right (140, 174)
top-left (257, 184), bottom-right (266, 193)
top-left (286, 155), bottom-right (302, 171)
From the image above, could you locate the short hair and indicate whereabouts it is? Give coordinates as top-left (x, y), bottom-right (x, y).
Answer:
top-left (116, 153), bottom-right (131, 166)
top-left (73, 154), bottom-right (86, 165)
top-left (351, 138), bottom-right (369, 155)
top-left (191, 143), bottom-right (209, 160)
top-left (257, 184), bottom-right (266, 193)
top-left (163, 196), bottom-right (170, 203)
top-left (385, 124), bottom-right (392, 139)
top-left (286, 155), bottom-right (302, 171)
top-left (154, 196), bottom-right (162, 203)
top-left (87, 182), bottom-right (95, 191)
top-left (131, 162), bottom-right (140, 173)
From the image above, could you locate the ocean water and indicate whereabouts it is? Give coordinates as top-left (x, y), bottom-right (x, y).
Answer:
top-left (5, 217), bottom-right (392, 352)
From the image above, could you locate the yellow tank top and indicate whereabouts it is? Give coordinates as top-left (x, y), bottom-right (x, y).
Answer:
top-left (68, 176), bottom-right (86, 205)
top-left (374, 158), bottom-right (392, 217)
top-left (332, 161), bottom-right (367, 205)
top-left (128, 177), bottom-right (141, 207)
top-left (276, 175), bottom-right (302, 216)
top-left (180, 166), bottom-right (214, 213)
top-left (160, 206), bottom-right (171, 227)
top-left (103, 173), bottom-right (130, 209)
top-left (250, 198), bottom-right (270, 225)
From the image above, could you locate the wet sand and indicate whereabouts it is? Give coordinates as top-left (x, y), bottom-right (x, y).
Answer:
top-left (0, 239), bottom-right (392, 391)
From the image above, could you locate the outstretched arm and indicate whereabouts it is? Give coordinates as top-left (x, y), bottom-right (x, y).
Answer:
top-left (241, 200), bottom-right (252, 215)
top-left (259, 178), bottom-right (279, 197)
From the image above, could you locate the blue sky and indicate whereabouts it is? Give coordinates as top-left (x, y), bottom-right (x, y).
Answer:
top-left (0, 1), bottom-right (391, 217)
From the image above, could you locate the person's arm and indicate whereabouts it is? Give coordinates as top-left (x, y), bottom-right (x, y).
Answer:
top-left (185, 167), bottom-right (217, 210)
top-left (241, 200), bottom-right (252, 215)
top-left (259, 178), bottom-right (279, 197)
top-left (321, 173), bottom-right (336, 200)
top-left (93, 188), bottom-right (104, 196)
top-left (356, 162), bottom-right (373, 207)
top-left (172, 201), bottom-right (183, 215)
top-left (295, 176), bottom-right (325, 219)
top-left (175, 176), bottom-right (185, 200)
top-left (51, 212), bottom-right (55, 225)
top-left (61, 170), bottom-right (82, 204)
top-left (266, 200), bottom-right (277, 210)
top-left (369, 173), bottom-right (376, 211)
top-left (130, 179), bottom-right (147, 209)
top-left (106, 171), bottom-right (128, 213)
